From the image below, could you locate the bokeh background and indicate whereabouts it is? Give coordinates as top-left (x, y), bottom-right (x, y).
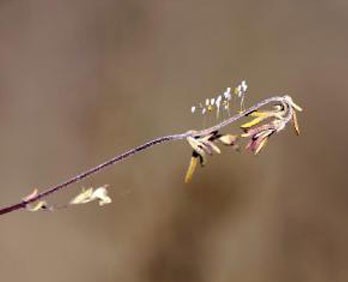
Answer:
top-left (1, 1), bottom-right (347, 282)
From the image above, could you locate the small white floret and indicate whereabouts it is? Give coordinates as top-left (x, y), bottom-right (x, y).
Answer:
top-left (215, 95), bottom-right (222, 117)
top-left (216, 95), bottom-right (222, 103)
top-left (236, 85), bottom-right (242, 97)
top-left (241, 80), bottom-right (248, 92)
top-left (223, 87), bottom-right (231, 100)
top-left (215, 95), bottom-right (222, 108)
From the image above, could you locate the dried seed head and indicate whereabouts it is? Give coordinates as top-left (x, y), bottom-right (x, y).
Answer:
top-left (70, 185), bottom-right (112, 206)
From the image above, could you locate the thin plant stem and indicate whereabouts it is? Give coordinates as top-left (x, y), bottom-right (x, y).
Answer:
top-left (0, 95), bottom-right (290, 216)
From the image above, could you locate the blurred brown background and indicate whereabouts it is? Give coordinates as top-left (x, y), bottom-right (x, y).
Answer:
top-left (0, 1), bottom-right (347, 282)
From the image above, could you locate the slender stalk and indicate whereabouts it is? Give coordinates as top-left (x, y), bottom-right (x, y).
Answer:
top-left (0, 96), bottom-right (289, 216)
top-left (0, 134), bottom-right (186, 216)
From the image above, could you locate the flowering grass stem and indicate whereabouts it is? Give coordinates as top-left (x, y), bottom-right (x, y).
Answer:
top-left (0, 95), bottom-right (298, 216)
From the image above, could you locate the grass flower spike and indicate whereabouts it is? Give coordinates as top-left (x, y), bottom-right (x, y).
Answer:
top-left (185, 89), bottom-right (302, 181)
